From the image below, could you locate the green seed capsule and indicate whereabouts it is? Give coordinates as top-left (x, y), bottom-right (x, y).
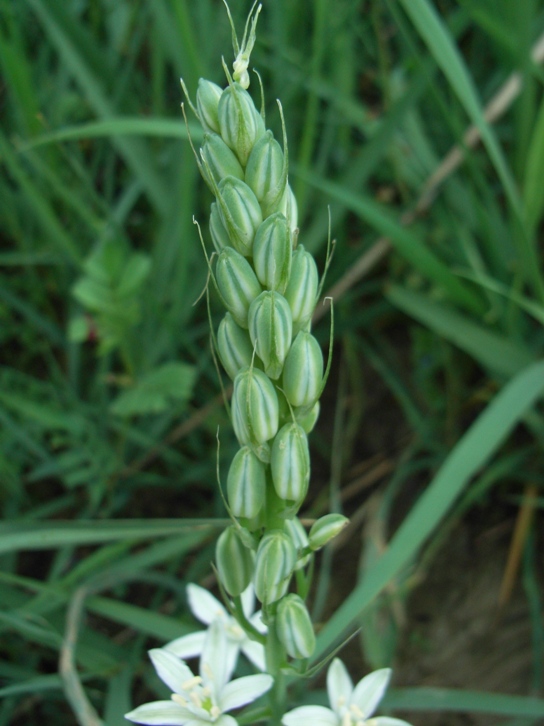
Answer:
top-left (216, 525), bottom-right (254, 597)
top-left (309, 513), bottom-right (350, 551)
top-left (280, 184), bottom-right (298, 235)
top-left (284, 245), bottom-right (318, 334)
top-left (248, 291), bottom-right (292, 380)
top-left (227, 446), bottom-right (266, 519)
top-left (232, 366), bottom-right (279, 447)
top-left (276, 594), bottom-right (316, 659)
top-left (285, 517), bottom-right (311, 570)
top-left (200, 133), bottom-right (244, 186)
top-left (218, 82), bottom-right (265, 166)
top-left (217, 313), bottom-right (254, 379)
top-left (209, 202), bottom-right (230, 253)
top-left (196, 79), bottom-right (223, 134)
top-left (217, 176), bottom-right (262, 256)
top-left (270, 422), bottom-right (310, 503)
top-left (296, 401), bottom-right (320, 434)
top-left (215, 247), bottom-right (262, 328)
top-left (254, 529), bottom-right (296, 605)
top-left (245, 130), bottom-right (286, 216)
top-left (252, 213), bottom-right (292, 293)
top-left (282, 331), bottom-right (323, 407)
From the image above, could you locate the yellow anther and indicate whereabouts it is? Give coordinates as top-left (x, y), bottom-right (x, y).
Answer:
top-left (171, 694), bottom-right (187, 707)
top-left (182, 675), bottom-right (202, 690)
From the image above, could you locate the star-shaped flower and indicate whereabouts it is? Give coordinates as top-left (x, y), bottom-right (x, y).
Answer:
top-left (165, 583), bottom-right (267, 673)
top-left (282, 658), bottom-right (412, 726)
top-left (125, 622), bottom-right (273, 725)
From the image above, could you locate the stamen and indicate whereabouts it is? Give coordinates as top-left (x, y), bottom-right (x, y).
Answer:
top-left (182, 675), bottom-right (202, 690)
top-left (171, 694), bottom-right (187, 707)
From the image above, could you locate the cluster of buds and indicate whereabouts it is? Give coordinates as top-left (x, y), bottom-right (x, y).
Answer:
top-left (182, 0), bottom-right (346, 669)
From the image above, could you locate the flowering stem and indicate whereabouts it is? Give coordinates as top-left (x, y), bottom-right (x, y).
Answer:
top-left (264, 620), bottom-right (287, 725)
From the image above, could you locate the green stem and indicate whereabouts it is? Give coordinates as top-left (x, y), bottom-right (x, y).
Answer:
top-left (265, 617), bottom-right (287, 725)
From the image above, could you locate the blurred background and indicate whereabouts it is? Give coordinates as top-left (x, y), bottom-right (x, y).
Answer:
top-left (1, 0), bottom-right (544, 724)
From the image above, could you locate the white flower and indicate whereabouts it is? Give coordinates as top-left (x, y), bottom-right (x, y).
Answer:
top-left (165, 583), bottom-right (267, 672)
top-left (282, 659), bottom-right (412, 726)
top-left (125, 622), bottom-right (273, 726)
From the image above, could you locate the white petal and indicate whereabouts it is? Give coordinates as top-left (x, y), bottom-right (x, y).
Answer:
top-left (148, 649), bottom-right (194, 694)
top-left (220, 674), bottom-right (273, 712)
top-left (326, 658), bottom-right (353, 715)
top-left (351, 668), bottom-right (391, 718)
top-left (366, 718), bottom-right (413, 726)
top-left (240, 584), bottom-right (256, 617)
top-left (223, 639), bottom-right (241, 679)
top-left (187, 584), bottom-right (227, 625)
top-left (165, 631), bottom-right (207, 659)
top-left (200, 621), bottom-right (231, 692)
top-left (249, 610), bottom-right (268, 634)
top-left (282, 705), bottom-right (338, 726)
top-left (214, 716), bottom-right (238, 726)
top-left (241, 639), bottom-right (266, 671)
top-left (125, 700), bottom-right (190, 725)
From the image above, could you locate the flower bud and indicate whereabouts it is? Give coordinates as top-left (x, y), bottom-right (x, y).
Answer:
top-left (209, 202), bottom-right (230, 253)
top-left (296, 401), bottom-right (320, 434)
top-left (282, 331), bottom-right (323, 407)
top-left (270, 422), bottom-right (310, 503)
top-left (216, 525), bottom-right (254, 597)
top-left (285, 516), bottom-right (311, 570)
top-left (217, 313), bottom-right (254, 379)
top-left (215, 247), bottom-right (262, 328)
top-left (227, 446), bottom-right (266, 519)
top-left (309, 513), bottom-right (350, 550)
top-left (276, 594), bottom-right (316, 659)
top-left (284, 245), bottom-right (318, 334)
top-left (248, 291), bottom-right (292, 380)
top-left (200, 133), bottom-right (244, 186)
top-left (232, 367), bottom-right (279, 447)
top-left (196, 79), bottom-right (223, 134)
top-left (217, 176), bottom-right (262, 256)
top-left (254, 529), bottom-right (296, 605)
top-left (252, 213), bottom-right (292, 293)
top-left (245, 131), bottom-right (286, 216)
top-left (279, 184), bottom-right (298, 234)
top-left (218, 83), bottom-right (265, 166)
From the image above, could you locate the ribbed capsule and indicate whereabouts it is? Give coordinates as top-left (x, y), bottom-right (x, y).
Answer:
top-left (283, 245), bottom-right (318, 334)
top-left (245, 130), bottom-right (286, 216)
top-left (282, 331), bottom-right (323, 407)
top-left (196, 79), bottom-right (223, 134)
top-left (200, 133), bottom-right (244, 186)
top-left (248, 291), bottom-right (292, 380)
top-left (209, 202), bottom-right (230, 253)
top-left (270, 422), bottom-right (310, 503)
top-left (227, 446), bottom-right (266, 519)
top-left (279, 184), bottom-right (298, 235)
top-left (309, 513), bottom-right (350, 551)
top-left (252, 213), bottom-right (292, 293)
top-left (254, 529), bottom-right (296, 605)
top-left (232, 366), bottom-right (279, 447)
top-left (217, 176), bottom-right (262, 256)
top-left (276, 594), bottom-right (316, 659)
top-left (296, 401), bottom-right (320, 434)
top-left (215, 247), bottom-right (262, 328)
top-left (217, 312), bottom-right (254, 379)
top-left (285, 516), bottom-right (311, 570)
top-left (218, 82), bottom-right (265, 166)
top-left (216, 525), bottom-right (254, 597)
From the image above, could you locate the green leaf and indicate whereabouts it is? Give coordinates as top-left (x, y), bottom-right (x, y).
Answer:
top-left (110, 362), bottom-right (197, 417)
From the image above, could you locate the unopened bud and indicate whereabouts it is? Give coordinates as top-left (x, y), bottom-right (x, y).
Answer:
top-left (245, 131), bottom-right (286, 215)
top-left (227, 446), bottom-right (266, 519)
top-left (270, 422), bottom-right (310, 503)
top-left (215, 247), bottom-right (262, 328)
top-left (232, 367), bottom-right (279, 447)
top-left (248, 291), bottom-right (292, 380)
top-left (282, 331), bottom-right (323, 407)
top-left (217, 313), bottom-right (254, 379)
top-left (279, 184), bottom-right (298, 234)
top-left (209, 202), bottom-right (230, 253)
top-left (217, 176), bottom-right (262, 256)
top-left (296, 401), bottom-right (320, 434)
top-left (285, 517), bottom-right (311, 570)
top-left (216, 525), bottom-right (254, 597)
top-left (200, 133), bottom-right (244, 186)
top-left (252, 213), bottom-right (292, 293)
top-left (196, 79), bottom-right (223, 134)
top-left (276, 594), bottom-right (316, 659)
top-left (254, 529), bottom-right (296, 605)
top-left (283, 245), bottom-right (318, 334)
top-left (218, 83), bottom-right (265, 166)
top-left (309, 513), bottom-right (349, 550)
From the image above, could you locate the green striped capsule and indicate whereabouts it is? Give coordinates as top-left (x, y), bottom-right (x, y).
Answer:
top-left (270, 422), bottom-right (310, 503)
top-left (245, 130), bottom-right (286, 216)
top-left (284, 245), bottom-right (318, 334)
top-left (252, 213), bottom-right (291, 293)
top-left (296, 401), bottom-right (320, 434)
top-left (248, 291), bottom-right (292, 380)
top-left (280, 184), bottom-right (298, 235)
top-left (215, 247), bottom-right (262, 328)
top-left (200, 133), bottom-right (244, 186)
top-left (276, 594), bottom-right (316, 659)
top-left (227, 446), bottom-right (266, 519)
top-left (309, 513), bottom-right (349, 551)
top-left (217, 176), bottom-right (262, 256)
top-left (217, 312), bottom-right (254, 379)
top-left (254, 529), bottom-right (296, 605)
top-left (232, 366), bottom-right (279, 447)
top-left (216, 525), bottom-right (254, 597)
top-left (282, 331), bottom-right (323, 407)
top-left (196, 79), bottom-right (223, 134)
top-left (209, 202), bottom-right (230, 253)
top-left (285, 516), bottom-right (311, 570)
top-left (218, 82), bottom-right (265, 167)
